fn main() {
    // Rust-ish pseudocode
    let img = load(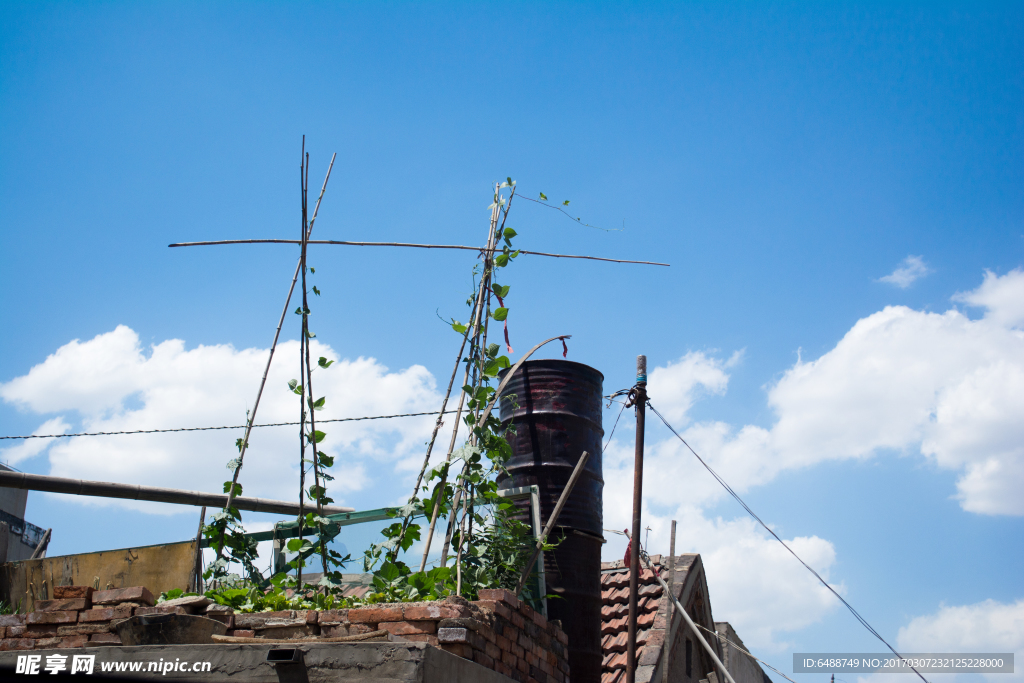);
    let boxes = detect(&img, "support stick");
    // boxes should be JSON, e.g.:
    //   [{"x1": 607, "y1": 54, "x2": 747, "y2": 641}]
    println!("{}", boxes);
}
[
  {"x1": 515, "y1": 450, "x2": 591, "y2": 596},
  {"x1": 627, "y1": 355, "x2": 648, "y2": 683},
  {"x1": 638, "y1": 550, "x2": 739, "y2": 683},
  {"x1": 191, "y1": 506, "x2": 206, "y2": 593},
  {"x1": 663, "y1": 519, "x2": 676, "y2": 683},
  {"x1": 222, "y1": 150, "x2": 336, "y2": 517}
]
